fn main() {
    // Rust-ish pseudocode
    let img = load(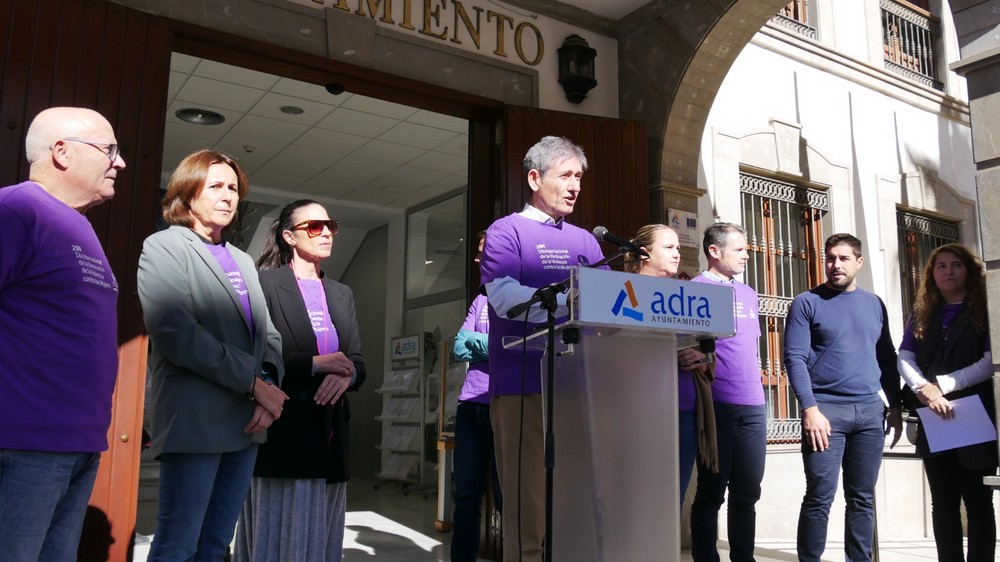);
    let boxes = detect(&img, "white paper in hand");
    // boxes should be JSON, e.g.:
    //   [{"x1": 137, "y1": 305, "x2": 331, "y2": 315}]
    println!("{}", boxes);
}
[{"x1": 916, "y1": 395, "x2": 996, "y2": 453}]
